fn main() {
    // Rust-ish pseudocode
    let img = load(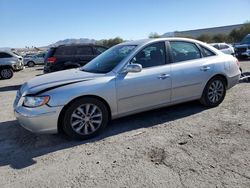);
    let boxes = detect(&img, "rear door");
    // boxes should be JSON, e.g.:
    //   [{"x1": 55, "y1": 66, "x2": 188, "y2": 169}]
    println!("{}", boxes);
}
[
  {"x1": 35, "y1": 53, "x2": 45, "y2": 64},
  {"x1": 76, "y1": 46, "x2": 95, "y2": 65},
  {"x1": 169, "y1": 41, "x2": 215, "y2": 102},
  {"x1": 54, "y1": 46, "x2": 77, "y2": 68}
]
